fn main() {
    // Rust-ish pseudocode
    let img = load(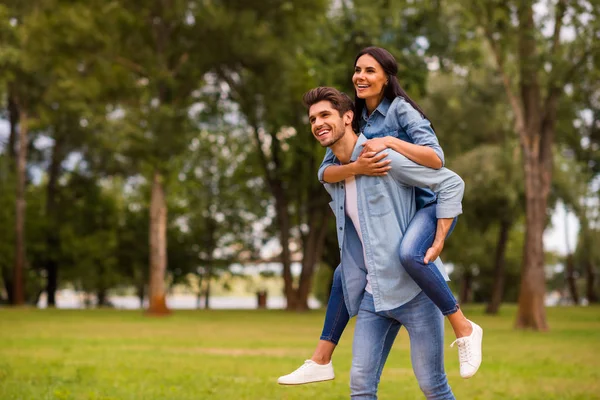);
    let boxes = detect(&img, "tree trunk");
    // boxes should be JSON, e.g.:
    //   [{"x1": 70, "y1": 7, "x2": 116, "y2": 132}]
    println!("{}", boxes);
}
[
  {"x1": 147, "y1": 170, "x2": 170, "y2": 315},
  {"x1": 97, "y1": 288, "x2": 107, "y2": 307},
  {"x1": 45, "y1": 135, "x2": 64, "y2": 307},
  {"x1": 7, "y1": 92, "x2": 18, "y2": 160},
  {"x1": 565, "y1": 254, "x2": 579, "y2": 305},
  {"x1": 486, "y1": 218, "x2": 512, "y2": 314},
  {"x1": 271, "y1": 184, "x2": 295, "y2": 310},
  {"x1": 12, "y1": 107, "x2": 28, "y2": 306},
  {"x1": 204, "y1": 265, "x2": 212, "y2": 310},
  {"x1": 197, "y1": 273, "x2": 203, "y2": 309},
  {"x1": 586, "y1": 260, "x2": 597, "y2": 304},
  {"x1": 1, "y1": 270, "x2": 13, "y2": 304},
  {"x1": 2, "y1": 89, "x2": 18, "y2": 303},
  {"x1": 515, "y1": 157, "x2": 549, "y2": 331},
  {"x1": 136, "y1": 280, "x2": 145, "y2": 309},
  {"x1": 459, "y1": 270, "x2": 473, "y2": 304},
  {"x1": 296, "y1": 209, "x2": 330, "y2": 311}
]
